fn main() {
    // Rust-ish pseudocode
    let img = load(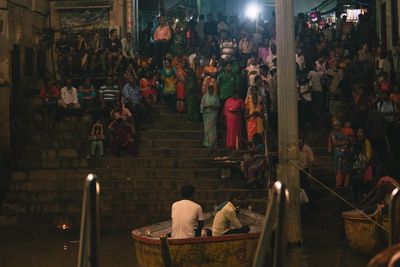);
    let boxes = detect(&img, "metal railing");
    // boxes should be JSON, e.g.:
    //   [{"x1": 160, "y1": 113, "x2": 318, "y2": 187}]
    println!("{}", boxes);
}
[
  {"x1": 390, "y1": 187, "x2": 400, "y2": 246},
  {"x1": 252, "y1": 181, "x2": 289, "y2": 267},
  {"x1": 77, "y1": 174, "x2": 100, "y2": 267}
]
